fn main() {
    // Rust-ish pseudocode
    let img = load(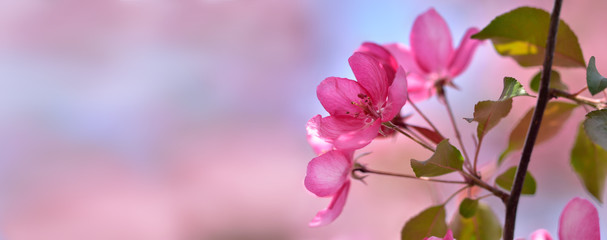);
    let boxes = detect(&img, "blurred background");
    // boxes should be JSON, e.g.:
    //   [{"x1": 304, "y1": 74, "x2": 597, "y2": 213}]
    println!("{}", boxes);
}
[{"x1": 0, "y1": 0, "x2": 605, "y2": 239}]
